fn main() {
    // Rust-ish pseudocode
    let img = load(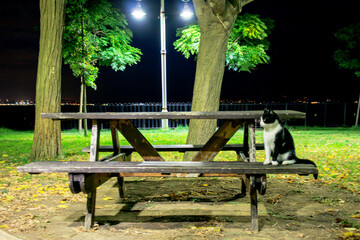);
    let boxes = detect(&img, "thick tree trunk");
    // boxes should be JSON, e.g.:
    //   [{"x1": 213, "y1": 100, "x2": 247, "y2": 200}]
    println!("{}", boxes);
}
[
  {"x1": 185, "y1": 32, "x2": 230, "y2": 160},
  {"x1": 184, "y1": 0, "x2": 248, "y2": 160},
  {"x1": 30, "y1": 0, "x2": 66, "y2": 160}
]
